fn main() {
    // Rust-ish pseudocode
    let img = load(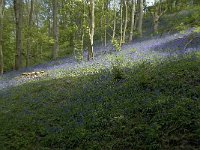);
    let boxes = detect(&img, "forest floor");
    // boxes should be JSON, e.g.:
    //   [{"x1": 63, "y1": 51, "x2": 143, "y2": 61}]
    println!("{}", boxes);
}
[
  {"x1": 0, "y1": 28, "x2": 200, "y2": 91},
  {"x1": 1, "y1": 29, "x2": 200, "y2": 149}
]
